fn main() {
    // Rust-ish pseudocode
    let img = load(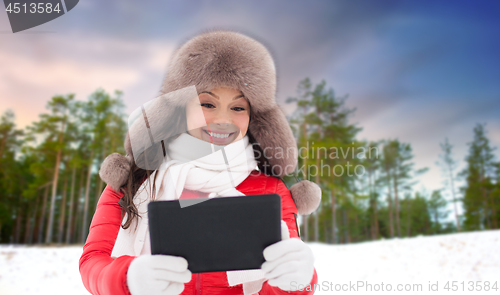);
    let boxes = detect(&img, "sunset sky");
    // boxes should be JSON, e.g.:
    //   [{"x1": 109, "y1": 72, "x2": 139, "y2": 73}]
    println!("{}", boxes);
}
[{"x1": 1, "y1": 0, "x2": 499, "y2": 203}]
